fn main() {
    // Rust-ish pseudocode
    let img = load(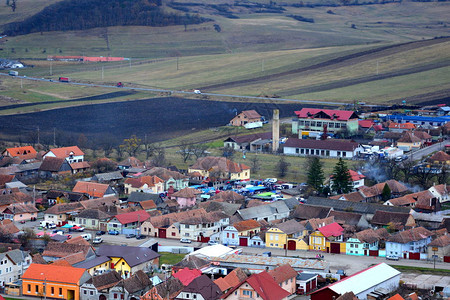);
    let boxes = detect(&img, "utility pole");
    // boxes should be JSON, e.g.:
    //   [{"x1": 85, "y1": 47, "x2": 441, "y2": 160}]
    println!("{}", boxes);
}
[
  {"x1": 50, "y1": 61, "x2": 53, "y2": 76},
  {"x1": 53, "y1": 128, "x2": 56, "y2": 147},
  {"x1": 37, "y1": 126, "x2": 40, "y2": 145},
  {"x1": 101, "y1": 66, "x2": 104, "y2": 80},
  {"x1": 376, "y1": 61, "x2": 379, "y2": 75}
]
